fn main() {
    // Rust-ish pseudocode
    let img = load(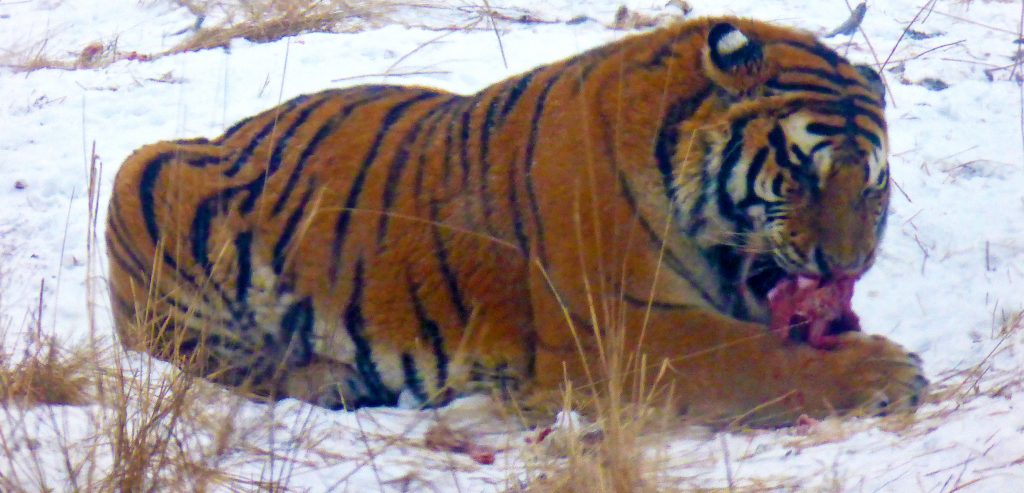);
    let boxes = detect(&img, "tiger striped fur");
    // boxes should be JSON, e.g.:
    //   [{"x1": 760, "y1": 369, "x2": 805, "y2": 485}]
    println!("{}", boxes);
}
[{"x1": 106, "y1": 17, "x2": 926, "y2": 426}]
